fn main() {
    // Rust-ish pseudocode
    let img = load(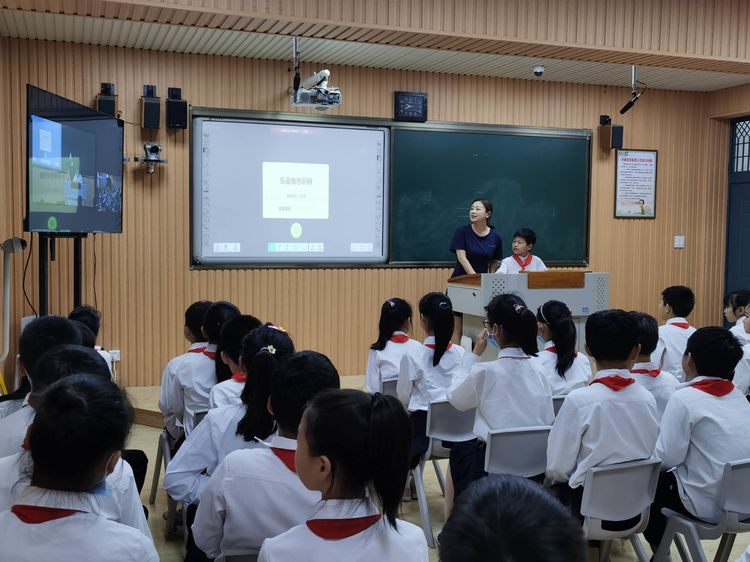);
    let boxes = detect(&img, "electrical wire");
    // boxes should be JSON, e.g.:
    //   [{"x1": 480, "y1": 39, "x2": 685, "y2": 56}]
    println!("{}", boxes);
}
[{"x1": 21, "y1": 235, "x2": 37, "y2": 317}]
